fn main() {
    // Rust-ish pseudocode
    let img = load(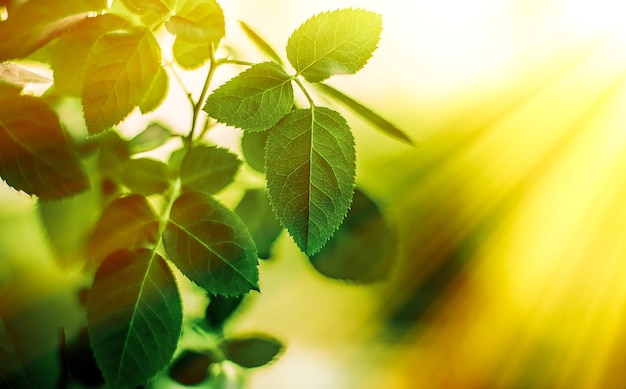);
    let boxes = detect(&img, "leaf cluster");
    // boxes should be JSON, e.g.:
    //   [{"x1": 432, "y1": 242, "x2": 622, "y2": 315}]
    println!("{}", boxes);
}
[{"x1": 0, "y1": 1, "x2": 406, "y2": 388}]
